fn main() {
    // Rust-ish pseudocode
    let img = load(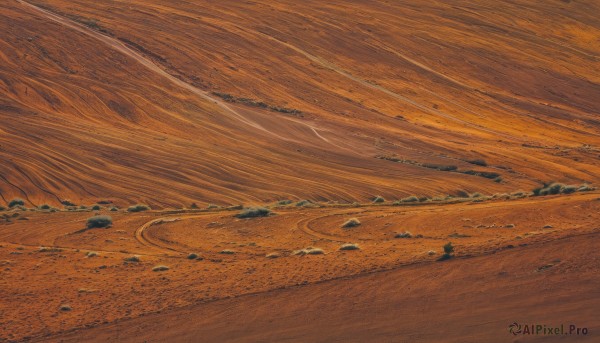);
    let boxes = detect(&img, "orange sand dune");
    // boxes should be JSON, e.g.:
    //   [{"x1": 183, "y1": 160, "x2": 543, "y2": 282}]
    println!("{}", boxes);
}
[
  {"x1": 1, "y1": 1, "x2": 600, "y2": 342},
  {"x1": 1, "y1": 0, "x2": 599, "y2": 207}
]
